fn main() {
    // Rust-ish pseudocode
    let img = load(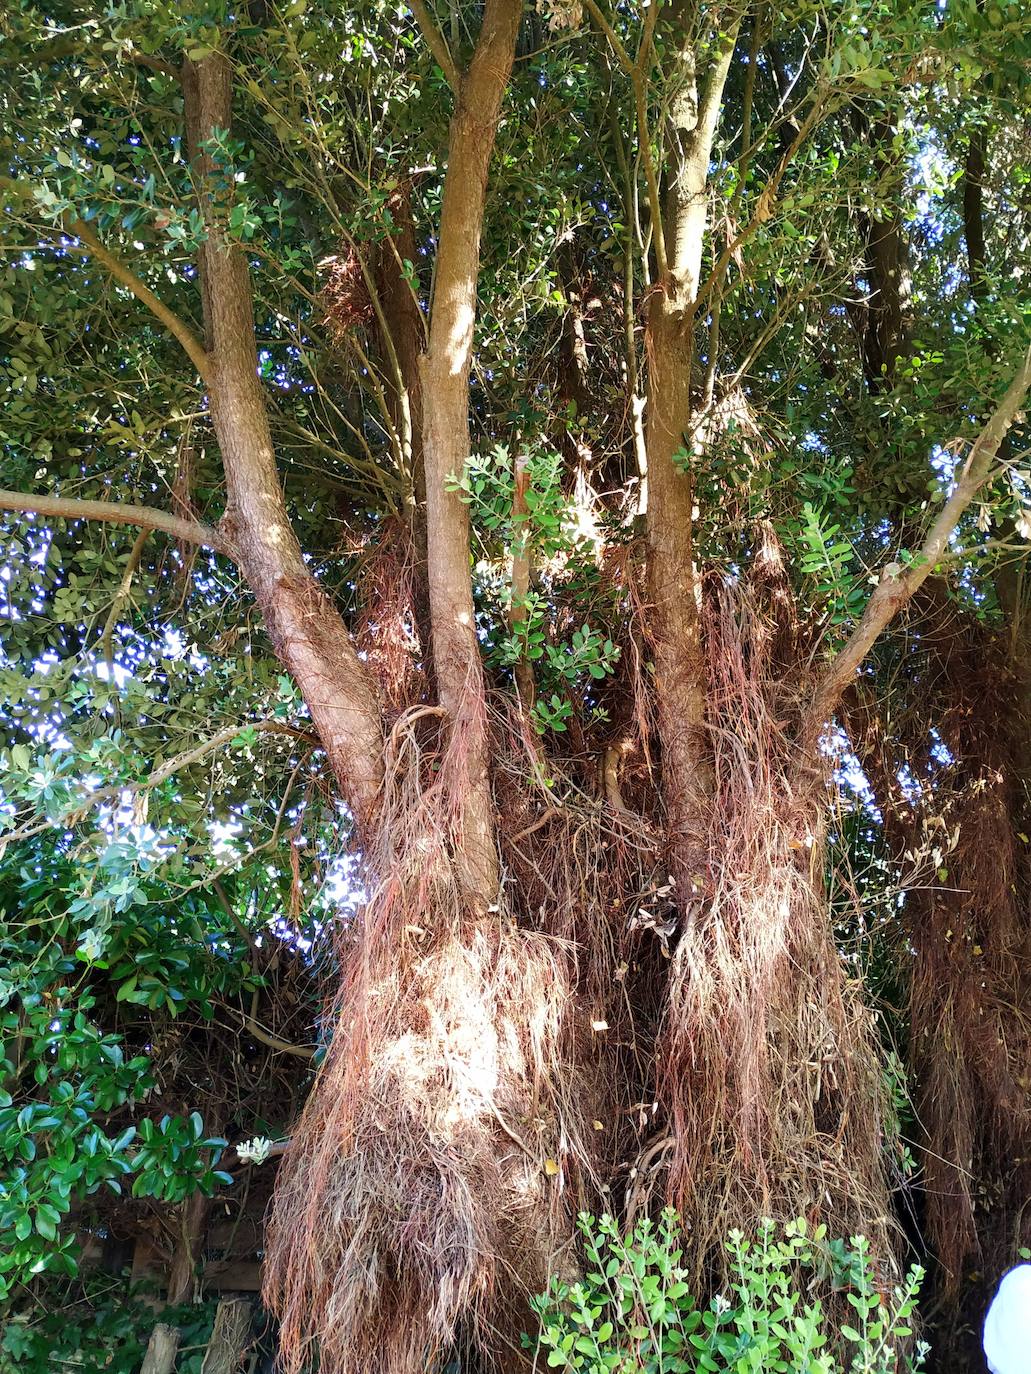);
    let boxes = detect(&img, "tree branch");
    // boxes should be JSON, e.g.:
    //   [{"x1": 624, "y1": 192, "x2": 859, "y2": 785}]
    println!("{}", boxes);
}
[
  {"x1": 410, "y1": 0, "x2": 461, "y2": 90},
  {"x1": 0, "y1": 720, "x2": 316, "y2": 852},
  {"x1": 101, "y1": 526, "x2": 150, "y2": 673},
  {"x1": 0, "y1": 488, "x2": 225, "y2": 552},
  {"x1": 126, "y1": 50, "x2": 180, "y2": 80},
  {"x1": 65, "y1": 217, "x2": 211, "y2": 383},
  {"x1": 191, "y1": 52, "x2": 386, "y2": 830},
  {"x1": 583, "y1": 0, "x2": 668, "y2": 277},
  {"x1": 238, "y1": 1007, "x2": 316, "y2": 1060},
  {"x1": 804, "y1": 343, "x2": 1031, "y2": 744},
  {"x1": 693, "y1": 92, "x2": 826, "y2": 314}
]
